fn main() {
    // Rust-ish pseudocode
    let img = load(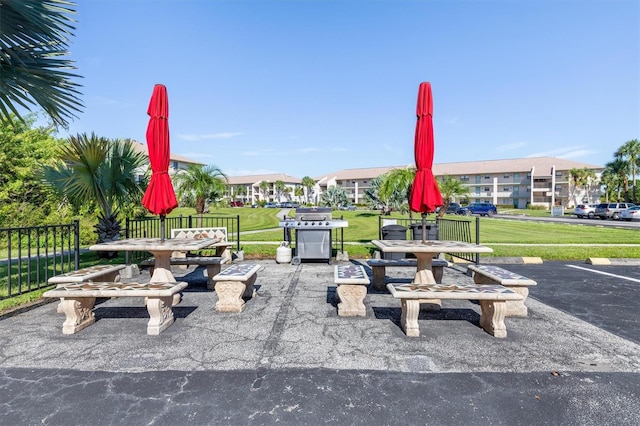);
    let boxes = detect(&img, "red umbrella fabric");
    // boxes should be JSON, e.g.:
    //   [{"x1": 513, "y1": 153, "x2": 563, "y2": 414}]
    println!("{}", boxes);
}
[
  {"x1": 409, "y1": 82, "x2": 443, "y2": 214},
  {"x1": 141, "y1": 84, "x2": 178, "y2": 217}
]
